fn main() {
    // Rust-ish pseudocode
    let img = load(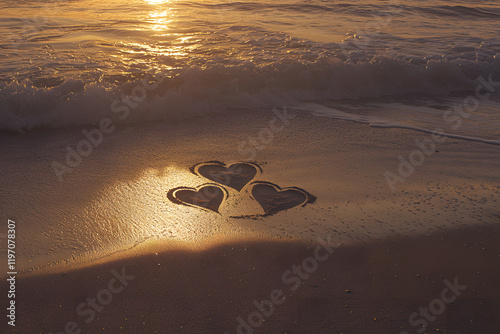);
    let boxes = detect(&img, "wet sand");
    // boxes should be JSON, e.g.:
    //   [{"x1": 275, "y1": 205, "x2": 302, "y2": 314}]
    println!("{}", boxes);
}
[{"x1": 1, "y1": 109, "x2": 500, "y2": 333}]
